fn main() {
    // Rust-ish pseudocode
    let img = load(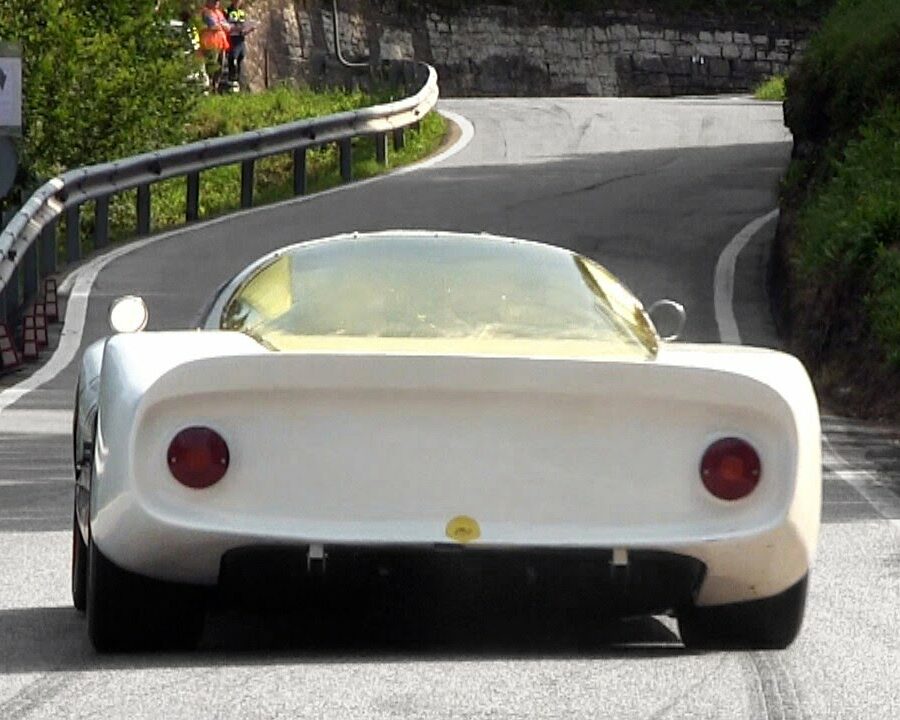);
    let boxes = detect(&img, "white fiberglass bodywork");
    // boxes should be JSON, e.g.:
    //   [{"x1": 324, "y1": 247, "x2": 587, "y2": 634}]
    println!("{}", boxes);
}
[{"x1": 86, "y1": 328, "x2": 821, "y2": 607}]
